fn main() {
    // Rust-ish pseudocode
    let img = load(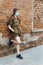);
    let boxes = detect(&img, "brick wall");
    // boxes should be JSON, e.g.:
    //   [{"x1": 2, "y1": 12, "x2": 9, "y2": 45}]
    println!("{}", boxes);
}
[
  {"x1": 34, "y1": 0, "x2": 43, "y2": 29},
  {"x1": 0, "y1": 0, "x2": 32, "y2": 37},
  {"x1": 0, "y1": 0, "x2": 43, "y2": 37}
]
